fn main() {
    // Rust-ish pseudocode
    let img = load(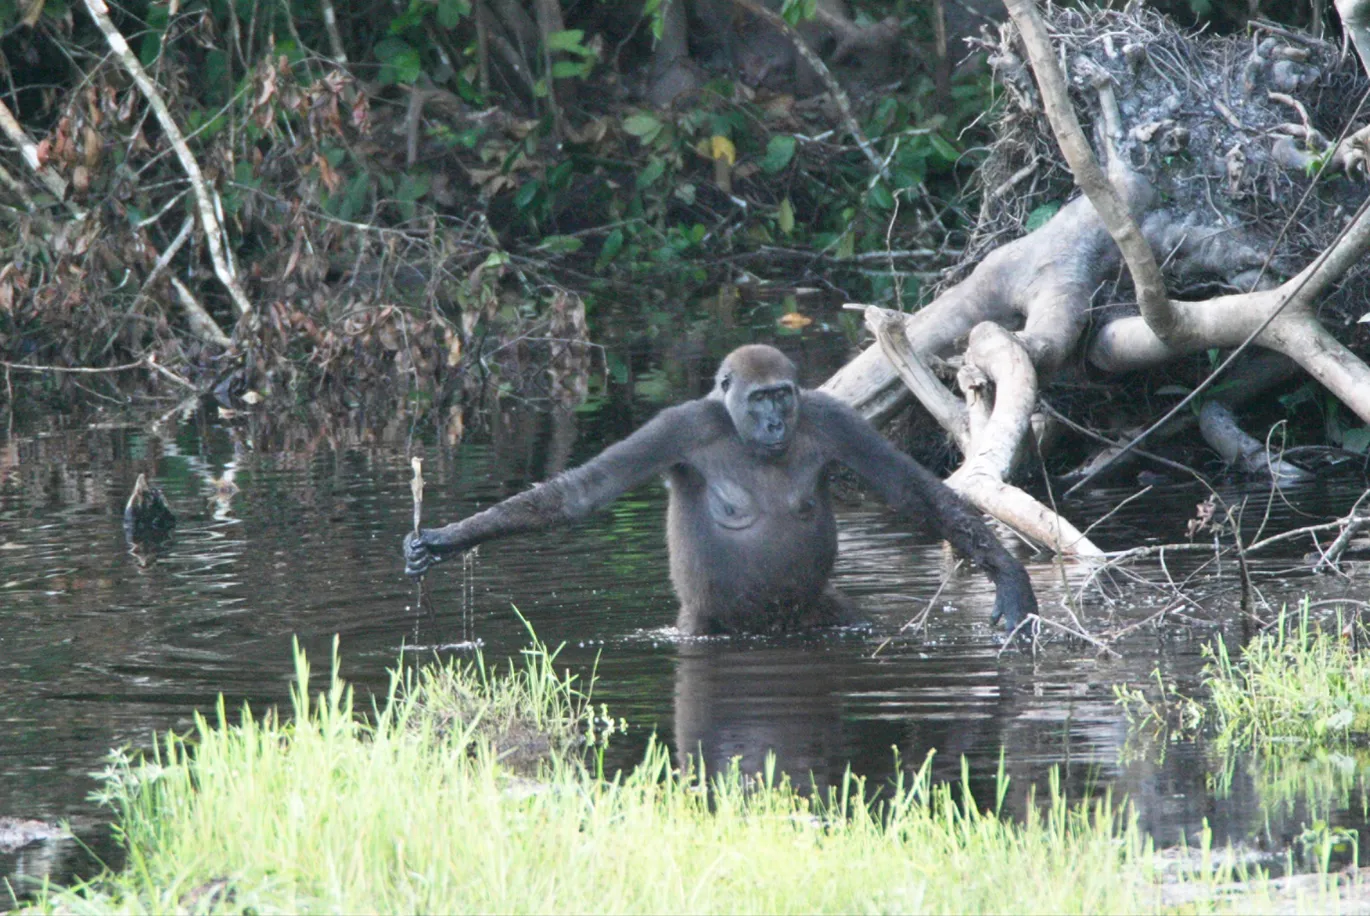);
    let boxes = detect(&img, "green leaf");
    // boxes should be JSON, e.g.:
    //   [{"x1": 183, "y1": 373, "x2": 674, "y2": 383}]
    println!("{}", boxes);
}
[
  {"x1": 928, "y1": 132, "x2": 960, "y2": 163},
  {"x1": 537, "y1": 235, "x2": 584, "y2": 253},
  {"x1": 545, "y1": 29, "x2": 589, "y2": 55},
  {"x1": 138, "y1": 1, "x2": 169, "y2": 66},
  {"x1": 547, "y1": 160, "x2": 575, "y2": 191},
  {"x1": 777, "y1": 197, "x2": 795, "y2": 235},
  {"x1": 339, "y1": 172, "x2": 371, "y2": 221},
  {"x1": 598, "y1": 228, "x2": 625, "y2": 266},
  {"x1": 867, "y1": 182, "x2": 895, "y2": 210},
  {"x1": 644, "y1": 0, "x2": 665, "y2": 40},
  {"x1": 514, "y1": 178, "x2": 542, "y2": 211},
  {"x1": 397, "y1": 172, "x2": 431, "y2": 202},
  {"x1": 375, "y1": 38, "x2": 422, "y2": 85},
  {"x1": 388, "y1": 0, "x2": 426, "y2": 33},
  {"x1": 1024, "y1": 202, "x2": 1060, "y2": 231},
  {"x1": 760, "y1": 135, "x2": 797, "y2": 174},
  {"x1": 622, "y1": 113, "x2": 664, "y2": 140},
  {"x1": 204, "y1": 50, "x2": 232, "y2": 104},
  {"x1": 552, "y1": 61, "x2": 591, "y2": 79},
  {"x1": 780, "y1": 0, "x2": 817, "y2": 27},
  {"x1": 374, "y1": 36, "x2": 410, "y2": 61},
  {"x1": 437, "y1": 0, "x2": 471, "y2": 28},
  {"x1": 636, "y1": 157, "x2": 666, "y2": 189}
]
